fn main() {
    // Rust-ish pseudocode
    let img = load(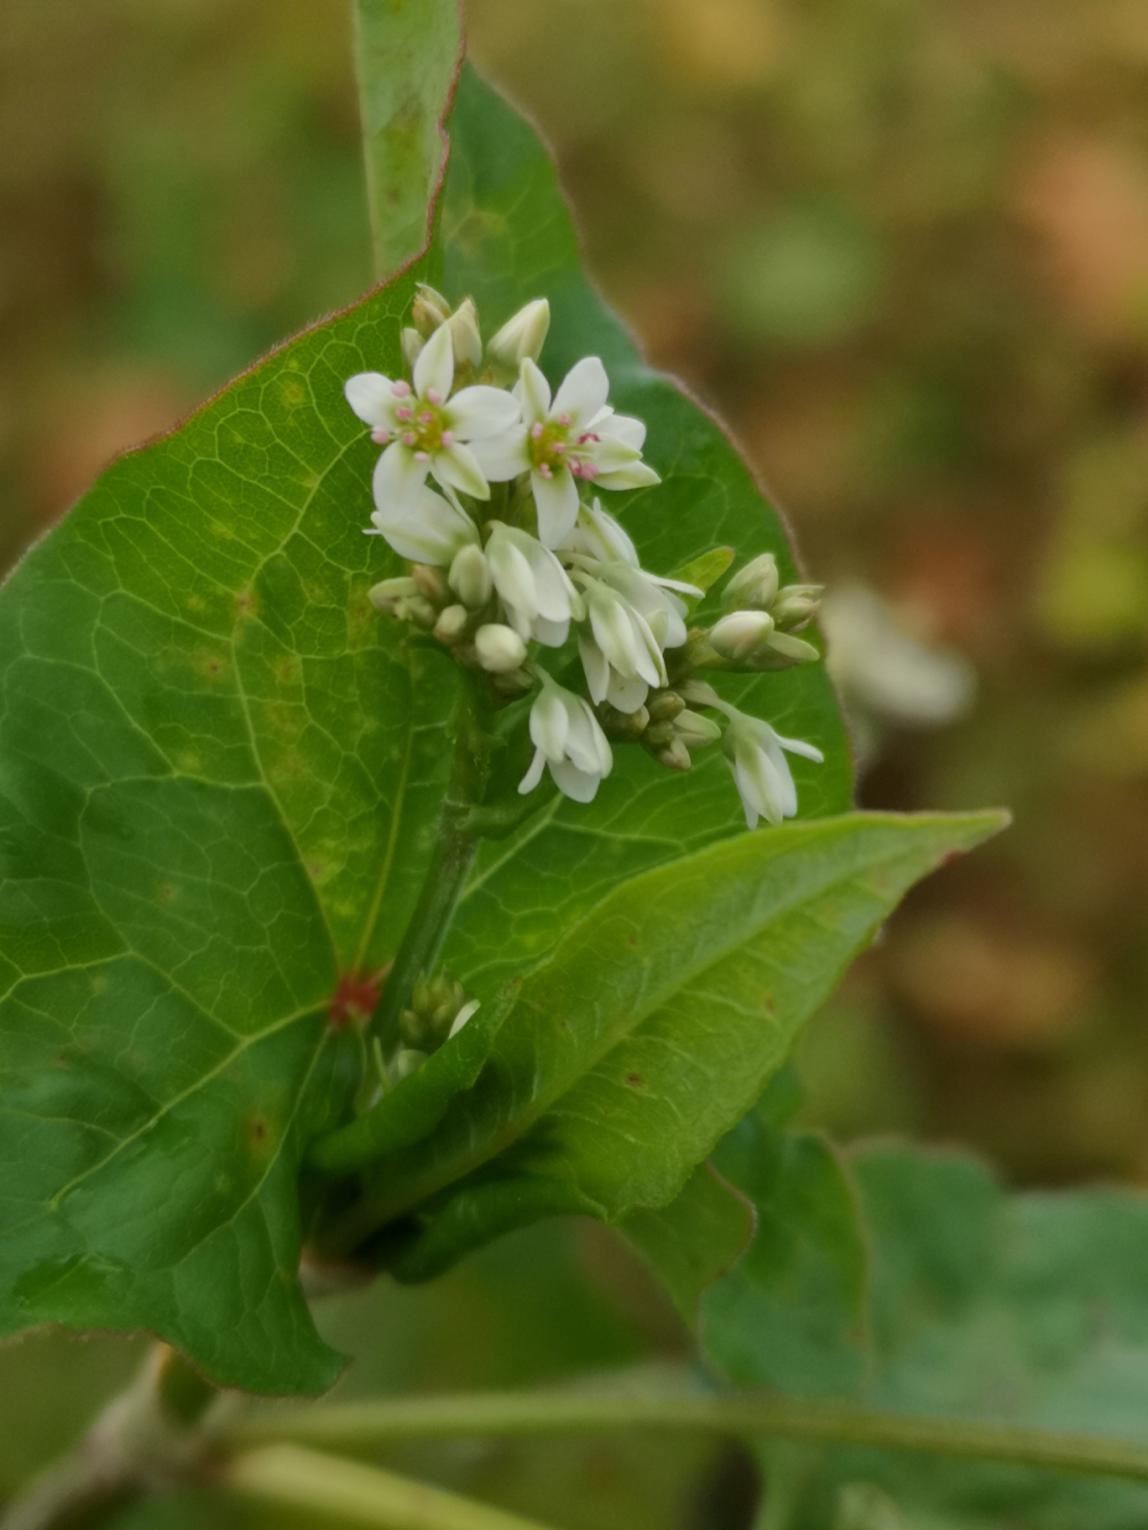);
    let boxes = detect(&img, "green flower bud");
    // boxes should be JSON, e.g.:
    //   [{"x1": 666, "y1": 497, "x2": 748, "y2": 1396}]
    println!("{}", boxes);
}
[
  {"x1": 446, "y1": 297, "x2": 482, "y2": 370},
  {"x1": 449, "y1": 544, "x2": 493, "y2": 608},
  {"x1": 475, "y1": 623, "x2": 528, "y2": 674},
  {"x1": 434, "y1": 604, "x2": 469, "y2": 644},
  {"x1": 401, "y1": 326, "x2": 424, "y2": 370},
  {"x1": 771, "y1": 583, "x2": 824, "y2": 632},
  {"x1": 710, "y1": 609, "x2": 775, "y2": 660},
  {"x1": 411, "y1": 283, "x2": 451, "y2": 336},
  {"x1": 646, "y1": 689, "x2": 686, "y2": 723},
  {"x1": 723, "y1": 552, "x2": 780, "y2": 613}
]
